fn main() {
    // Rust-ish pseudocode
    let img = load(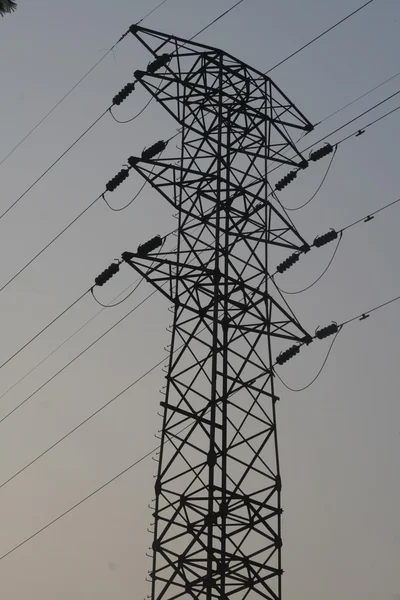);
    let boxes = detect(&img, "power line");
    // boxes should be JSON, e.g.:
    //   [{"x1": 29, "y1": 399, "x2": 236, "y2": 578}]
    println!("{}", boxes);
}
[
  {"x1": 1, "y1": 283, "x2": 400, "y2": 561},
  {"x1": 0, "y1": 287, "x2": 158, "y2": 427},
  {"x1": 274, "y1": 328, "x2": 342, "y2": 392},
  {"x1": 316, "y1": 68, "x2": 400, "y2": 126},
  {"x1": 136, "y1": 0, "x2": 171, "y2": 24},
  {"x1": 0, "y1": 394, "x2": 205, "y2": 564},
  {"x1": 0, "y1": 445, "x2": 157, "y2": 564},
  {"x1": 189, "y1": 0, "x2": 245, "y2": 41},
  {"x1": 268, "y1": 89, "x2": 400, "y2": 179},
  {"x1": 0, "y1": 110, "x2": 109, "y2": 223},
  {"x1": 336, "y1": 102, "x2": 400, "y2": 146},
  {"x1": 276, "y1": 232, "x2": 343, "y2": 295},
  {"x1": 0, "y1": 5, "x2": 247, "y2": 295},
  {"x1": 0, "y1": 352, "x2": 166, "y2": 494},
  {"x1": 265, "y1": 0, "x2": 375, "y2": 74},
  {"x1": 0, "y1": 0, "x2": 171, "y2": 169},
  {"x1": 0, "y1": 289, "x2": 90, "y2": 373},
  {"x1": 0, "y1": 195, "x2": 101, "y2": 295},
  {"x1": 340, "y1": 293, "x2": 400, "y2": 326},
  {"x1": 0, "y1": 0, "x2": 246, "y2": 225},
  {"x1": 0, "y1": 273, "x2": 153, "y2": 408},
  {"x1": 340, "y1": 196, "x2": 400, "y2": 233},
  {"x1": 302, "y1": 87, "x2": 400, "y2": 152},
  {"x1": 283, "y1": 145, "x2": 338, "y2": 211},
  {"x1": 0, "y1": 228, "x2": 180, "y2": 424}
]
